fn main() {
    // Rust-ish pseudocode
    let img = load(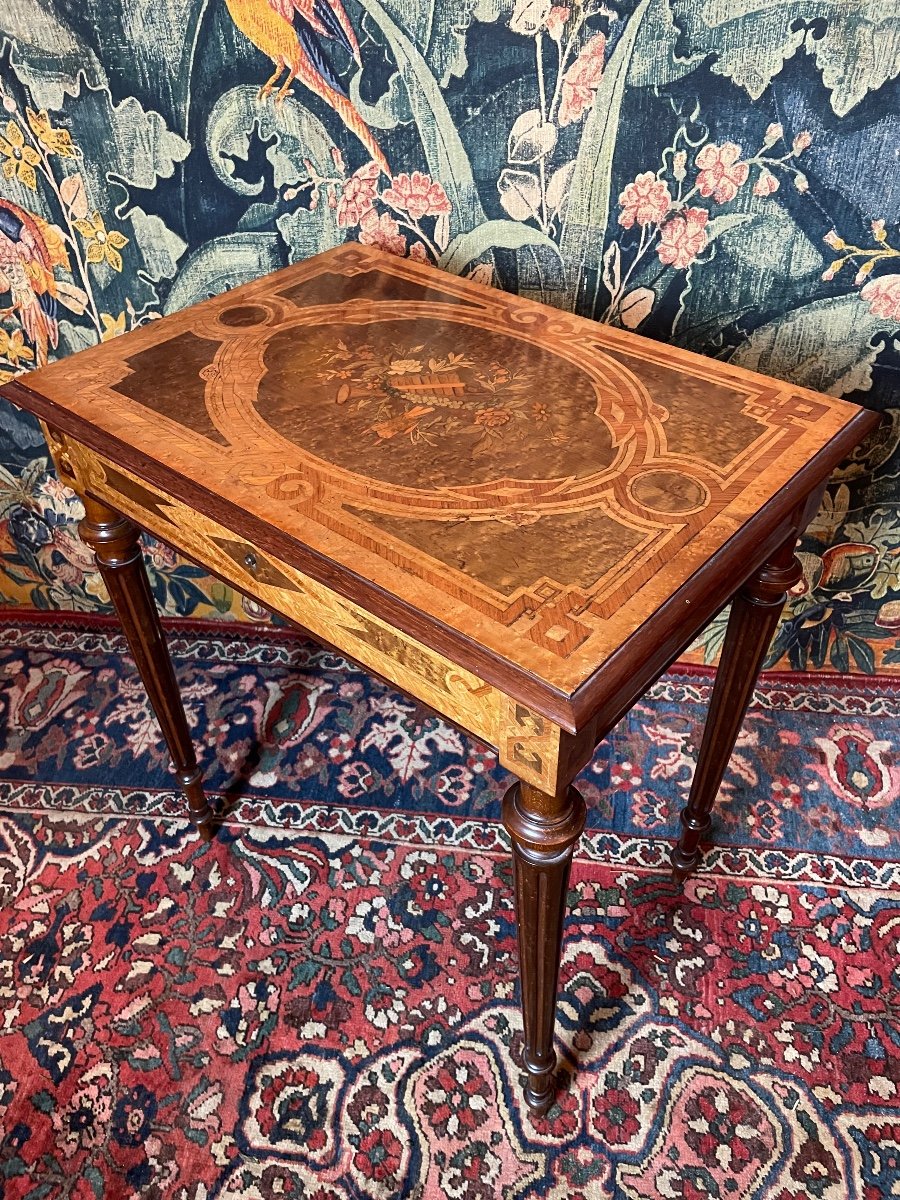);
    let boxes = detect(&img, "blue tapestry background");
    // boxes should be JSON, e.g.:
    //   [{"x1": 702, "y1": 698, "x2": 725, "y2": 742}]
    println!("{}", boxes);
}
[{"x1": 0, "y1": 1, "x2": 898, "y2": 672}]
